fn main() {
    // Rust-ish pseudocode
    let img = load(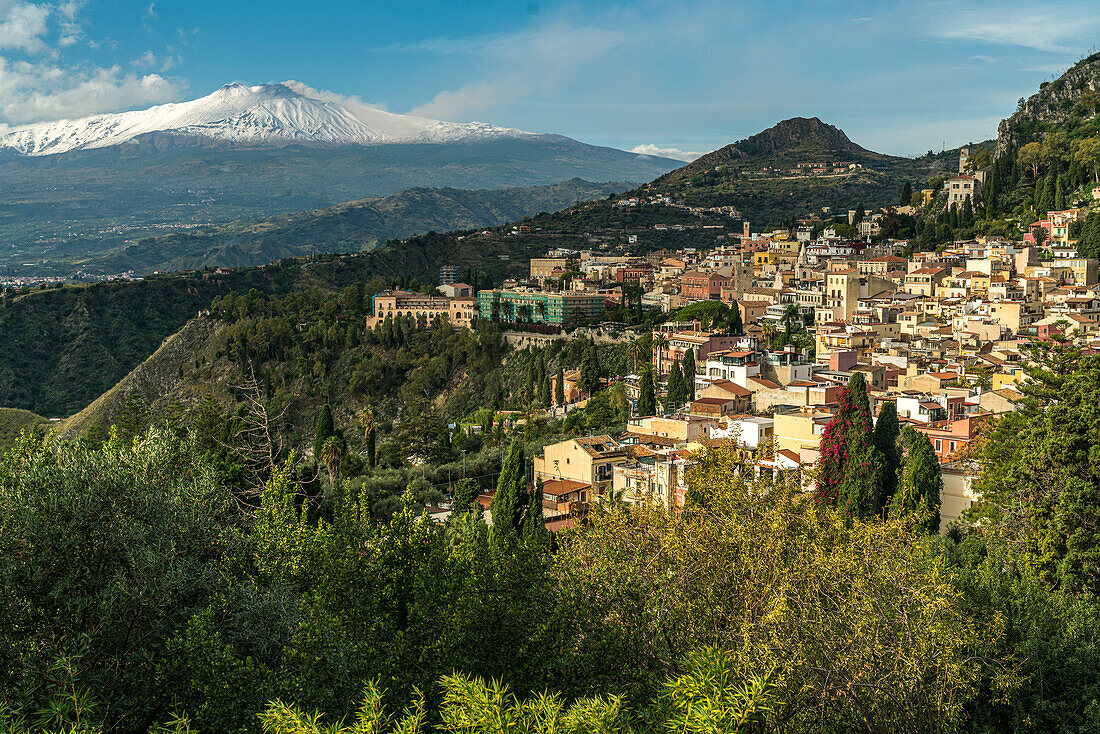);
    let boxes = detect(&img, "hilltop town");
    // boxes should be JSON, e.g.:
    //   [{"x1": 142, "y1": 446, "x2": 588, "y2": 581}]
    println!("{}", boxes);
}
[{"x1": 363, "y1": 146, "x2": 1100, "y2": 532}]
